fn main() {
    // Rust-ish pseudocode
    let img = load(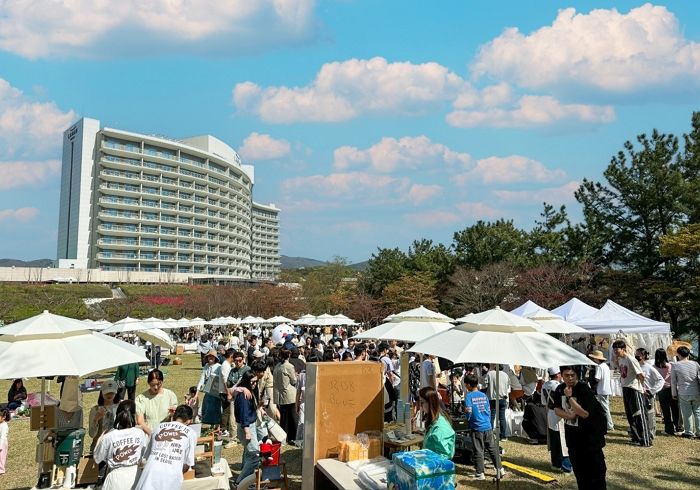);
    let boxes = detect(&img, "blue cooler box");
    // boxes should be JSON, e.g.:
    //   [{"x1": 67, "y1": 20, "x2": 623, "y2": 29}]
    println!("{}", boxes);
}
[{"x1": 387, "y1": 449, "x2": 456, "y2": 490}]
